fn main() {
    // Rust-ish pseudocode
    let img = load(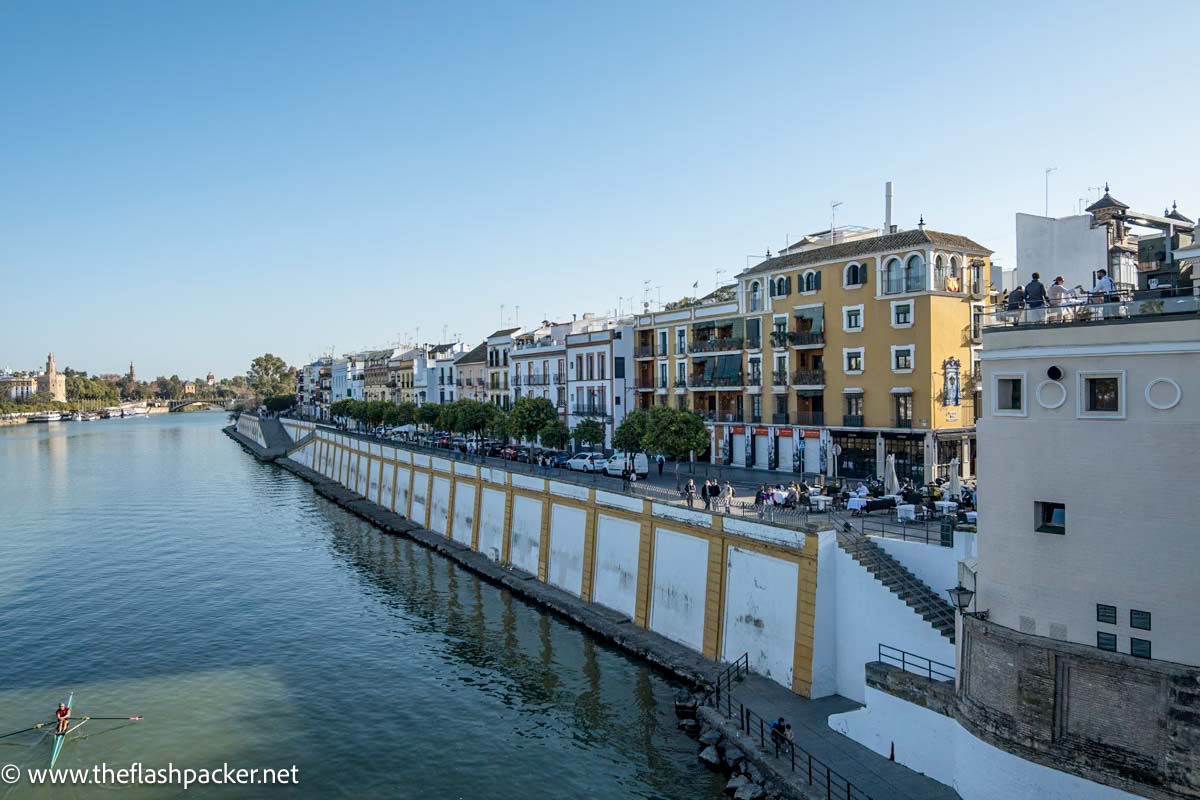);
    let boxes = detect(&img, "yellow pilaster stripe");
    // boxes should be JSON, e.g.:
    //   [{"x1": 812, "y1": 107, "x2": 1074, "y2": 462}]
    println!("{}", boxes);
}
[
  {"x1": 580, "y1": 506, "x2": 597, "y2": 603},
  {"x1": 634, "y1": 513, "x2": 654, "y2": 628},
  {"x1": 701, "y1": 517, "x2": 727, "y2": 661},
  {"x1": 791, "y1": 535, "x2": 819, "y2": 697},
  {"x1": 471, "y1": 479, "x2": 483, "y2": 551}
]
